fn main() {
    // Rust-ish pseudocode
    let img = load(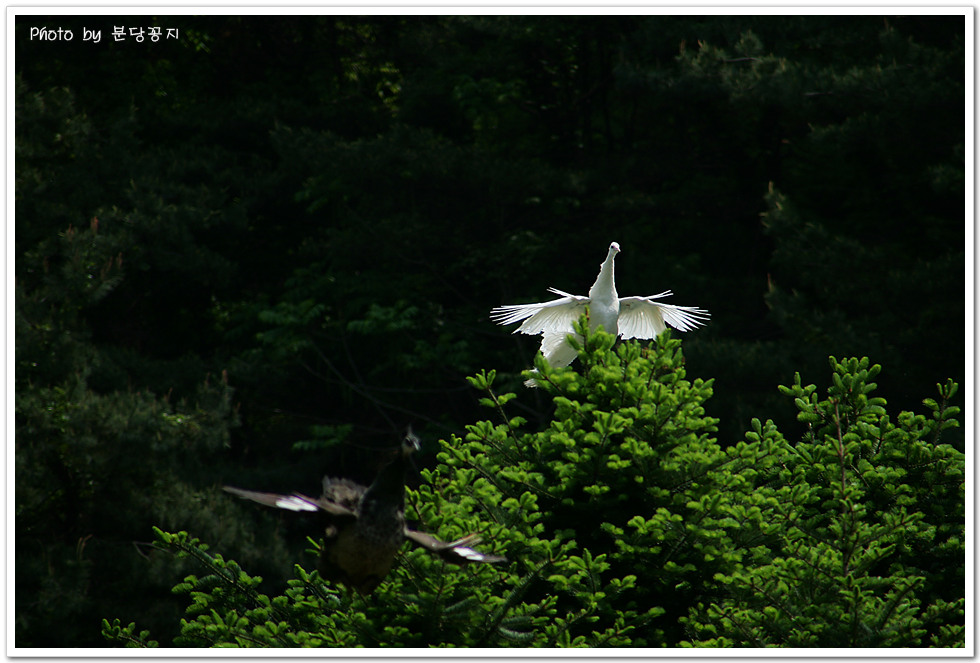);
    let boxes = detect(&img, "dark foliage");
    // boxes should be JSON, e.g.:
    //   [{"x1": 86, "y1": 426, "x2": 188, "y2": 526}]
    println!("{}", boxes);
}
[{"x1": 15, "y1": 14, "x2": 964, "y2": 647}]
